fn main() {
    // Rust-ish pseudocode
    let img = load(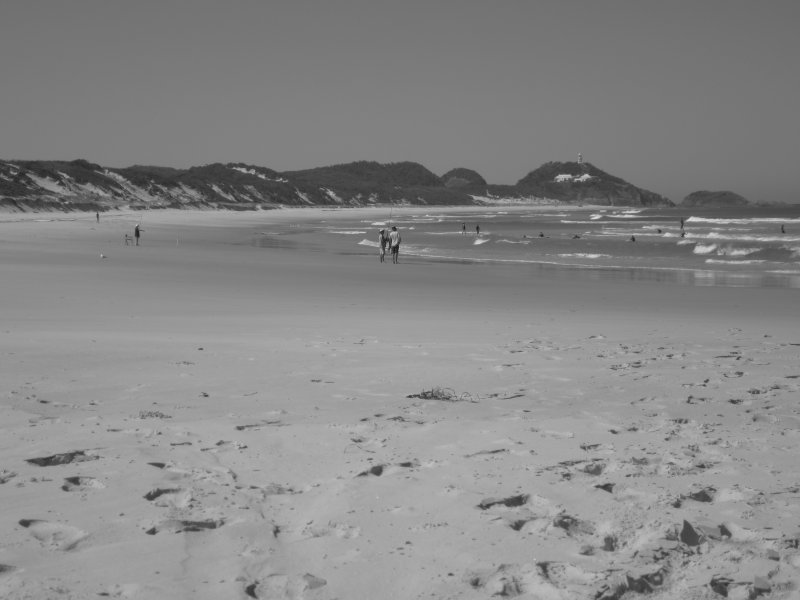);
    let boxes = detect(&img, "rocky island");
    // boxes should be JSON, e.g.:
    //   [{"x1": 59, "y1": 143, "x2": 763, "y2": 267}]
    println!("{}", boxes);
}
[{"x1": 681, "y1": 190, "x2": 750, "y2": 207}]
